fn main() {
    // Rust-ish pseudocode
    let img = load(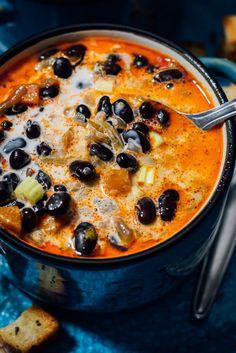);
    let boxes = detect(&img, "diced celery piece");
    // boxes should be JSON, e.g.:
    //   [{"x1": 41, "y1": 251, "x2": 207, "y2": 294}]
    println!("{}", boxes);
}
[
  {"x1": 150, "y1": 131, "x2": 164, "y2": 147},
  {"x1": 94, "y1": 79, "x2": 114, "y2": 93},
  {"x1": 145, "y1": 168, "x2": 155, "y2": 185},
  {"x1": 15, "y1": 177, "x2": 44, "y2": 204},
  {"x1": 137, "y1": 166, "x2": 147, "y2": 184}
]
